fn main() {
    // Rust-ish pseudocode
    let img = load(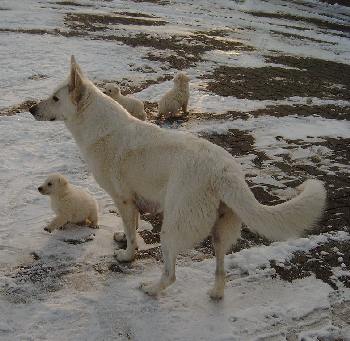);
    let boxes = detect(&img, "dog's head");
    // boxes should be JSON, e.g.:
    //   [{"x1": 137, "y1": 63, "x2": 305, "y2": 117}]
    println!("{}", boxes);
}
[
  {"x1": 104, "y1": 83, "x2": 120, "y2": 98},
  {"x1": 173, "y1": 72, "x2": 190, "y2": 87},
  {"x1": 29, "y1": 56, "x2": 90, "y2": 122},
  {"x1": 38, "y1": 173, "x2": 68, "y2": 196}
]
